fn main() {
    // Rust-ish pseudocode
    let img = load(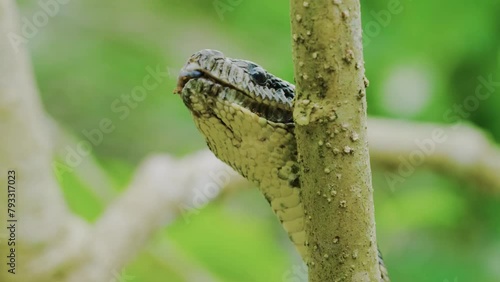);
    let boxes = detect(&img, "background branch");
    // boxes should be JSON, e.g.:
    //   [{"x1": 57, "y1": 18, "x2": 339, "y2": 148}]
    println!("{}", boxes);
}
[
  {"x1": 368, "y1": 118, "x2": 500, "y2": 192},
  {"x1": 0, "y1": 1, "x2": 88, "y2": 281},
  {"x1": 66, "y1": 152, "x2": 243, "y2": 282}
]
